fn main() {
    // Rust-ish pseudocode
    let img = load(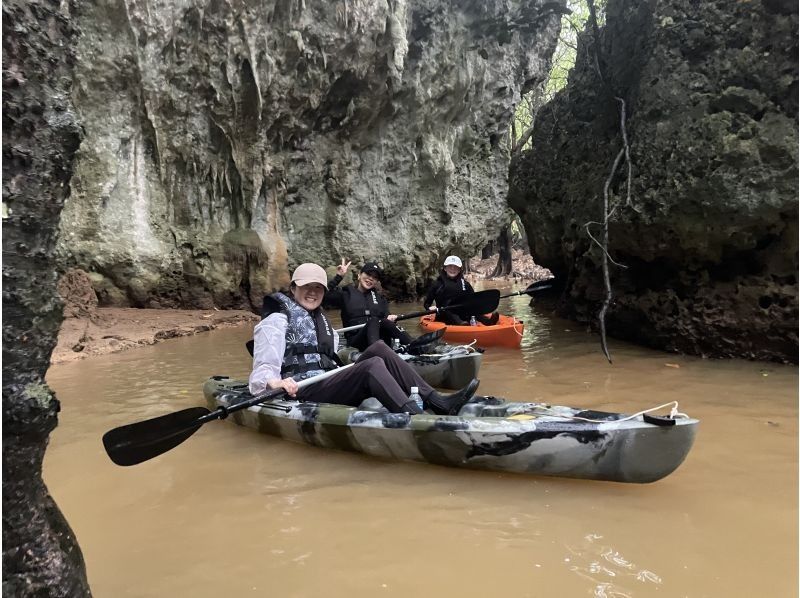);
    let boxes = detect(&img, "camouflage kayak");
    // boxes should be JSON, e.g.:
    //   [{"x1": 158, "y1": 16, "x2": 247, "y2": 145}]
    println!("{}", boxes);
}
[
  {"x1": 336, "y1": 344, "x2": 482, "y2": 390},
  {"x1": 203, "y1": 377, "x2": 698, "y2": 483}
]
